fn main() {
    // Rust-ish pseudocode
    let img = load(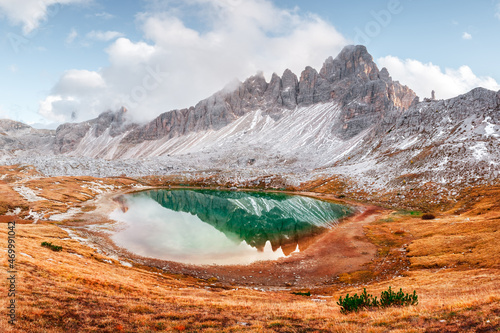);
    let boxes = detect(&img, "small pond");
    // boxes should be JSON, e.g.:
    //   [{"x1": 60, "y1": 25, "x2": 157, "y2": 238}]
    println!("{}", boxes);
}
[{"x1": 110, "y1": 189, "x2": 352, "y2": 265}]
